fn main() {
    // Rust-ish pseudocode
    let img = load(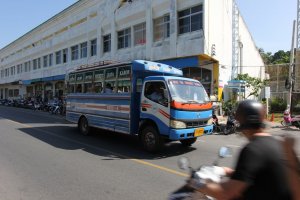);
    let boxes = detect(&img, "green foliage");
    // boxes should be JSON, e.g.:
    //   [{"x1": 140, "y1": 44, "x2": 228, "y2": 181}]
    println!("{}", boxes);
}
[
  {"x1": 222, "y1": 100, "x2": 237, "y2": 115},
  {"x1": 272, "y1": 50, "x2": 290, "y2": 64},
  {"x1": 259, "y1": 48, "x2": 273, "y2": 64},
  {"x1": 235, "y1": 73, "x2": 268, "y2": 98},
  {"x1": 270, "y1": 97, "x2": 287, "y2": 113},
  {"x1": 259, "y1": 48, "x2": 290, "y2": 65}
]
